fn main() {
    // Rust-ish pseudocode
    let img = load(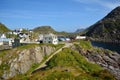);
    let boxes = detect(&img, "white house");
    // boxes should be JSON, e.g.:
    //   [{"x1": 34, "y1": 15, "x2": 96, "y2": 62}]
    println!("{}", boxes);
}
[
  {"x1": 39, "y1": 34, "x2": 44, "y2": 41},
  {"x1": 1, "y1": 34, "x2": 6, "y2": 38},
  {"x1": 43, "y1": 33, "x2": 58, "y2": 45},
  {"x1": 65, "y1": 38, "x2": 71, "y2": 42},
  {"x1": 19, "y1": 33, "x2": 29, "y2": 38},
  {"x1": 12, "y1": 28, "x2": 24, "y2": 35},
  {"x1": 76, "y1": 36, "x2": 86, "y2": 40},
  {"x1": 0, "y1": 34, "x2": 13, "y2": 46}
]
